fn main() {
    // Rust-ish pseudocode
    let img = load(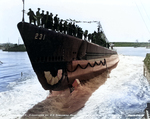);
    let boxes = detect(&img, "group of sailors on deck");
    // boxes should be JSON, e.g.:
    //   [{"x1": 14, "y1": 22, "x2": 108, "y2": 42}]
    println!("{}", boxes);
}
[
  {"x1": 27, "y1": 8, "x2": 108, "y2": 47},
  {"x1": 27, "y1": 8, "x2": 84, "y2": 39}
]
